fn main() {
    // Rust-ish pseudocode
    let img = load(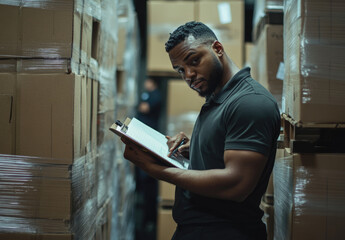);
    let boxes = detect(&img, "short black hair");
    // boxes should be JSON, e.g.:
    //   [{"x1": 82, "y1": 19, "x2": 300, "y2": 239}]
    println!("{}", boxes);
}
[{"x1": 165, "y1": 21, "x2": 218, "y2": 52}]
